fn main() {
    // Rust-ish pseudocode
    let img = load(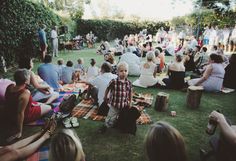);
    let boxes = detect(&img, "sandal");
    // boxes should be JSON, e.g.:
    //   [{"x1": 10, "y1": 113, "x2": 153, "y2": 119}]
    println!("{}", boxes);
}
[
  {"x1": 62, "y1": 117, "x2": 79, "y2": 128},
  {"x1": 70, "y1": 117, "x2": 79, "y2": 128},
  {"x1": 63, "y1": 117, "x2": 72, "y2": 128}
]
